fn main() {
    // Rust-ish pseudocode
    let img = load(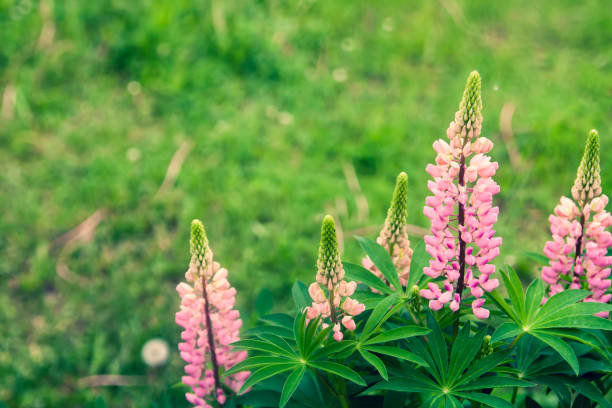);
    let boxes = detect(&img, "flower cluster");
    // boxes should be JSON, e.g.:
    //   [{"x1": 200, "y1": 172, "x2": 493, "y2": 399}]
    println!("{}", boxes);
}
[
  {"x1": 542, "y1": 130, "x2": 612, "y2": 317},
  {"x1": 363, "y1": 172, "x2": 414, "y2": 288},
  {"x1": 176, "y1": 220, "x2": 249, "y2": 407},
  {"x1": 421, "y1": 71, "x2": 501, "y2": 319},
  {"x1": 306, "y1": 215, "x2": 365, "y2": 341}
]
